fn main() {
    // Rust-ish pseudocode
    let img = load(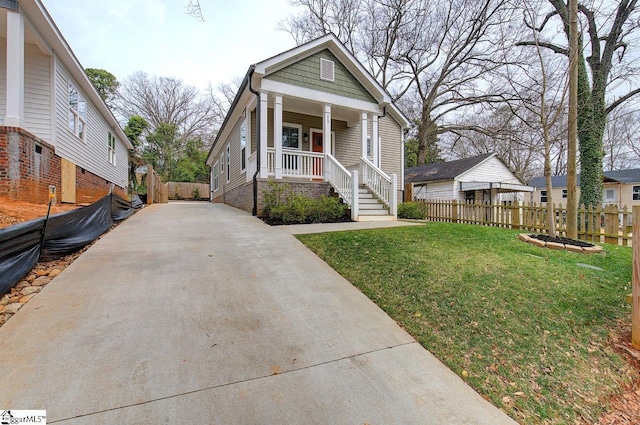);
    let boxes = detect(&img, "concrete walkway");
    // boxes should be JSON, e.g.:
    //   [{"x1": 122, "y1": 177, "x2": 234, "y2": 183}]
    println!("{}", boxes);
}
[{"x1": 0, "y1": 203, "x2": 516, "y2": 424}]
